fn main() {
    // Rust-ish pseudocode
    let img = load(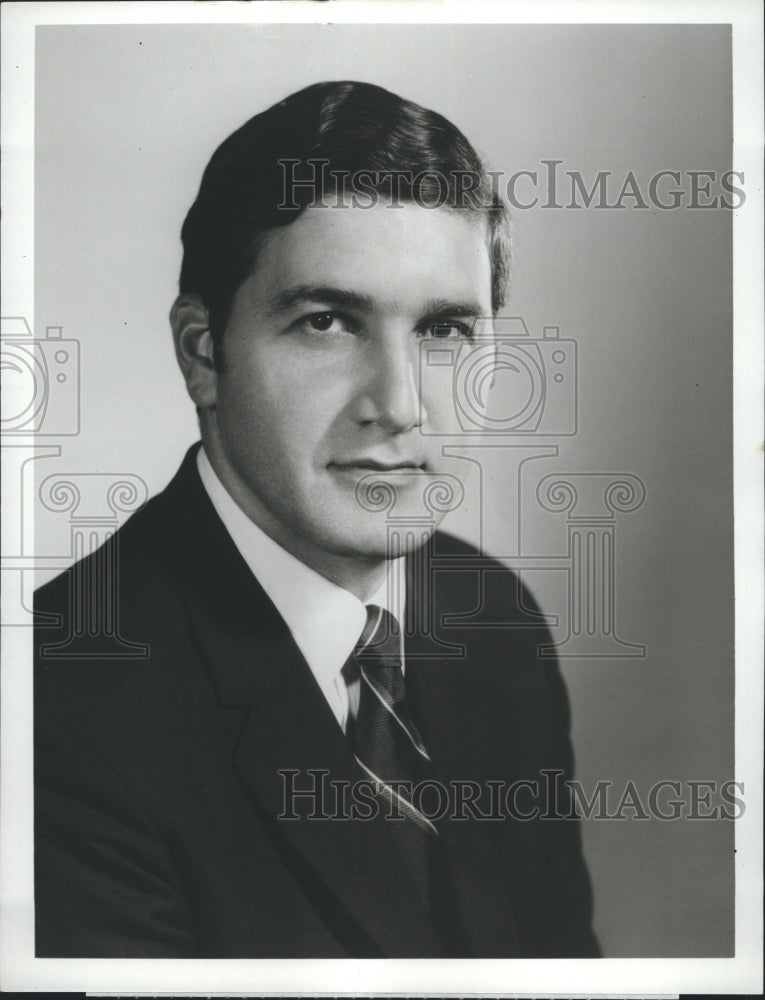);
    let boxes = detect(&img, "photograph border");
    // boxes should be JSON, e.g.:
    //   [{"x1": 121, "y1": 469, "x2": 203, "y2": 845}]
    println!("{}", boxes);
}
[{"x1": 1, "y1": 0, "x2": 762, "y2": 994}]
